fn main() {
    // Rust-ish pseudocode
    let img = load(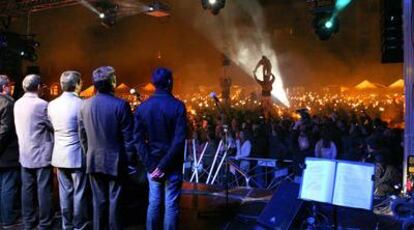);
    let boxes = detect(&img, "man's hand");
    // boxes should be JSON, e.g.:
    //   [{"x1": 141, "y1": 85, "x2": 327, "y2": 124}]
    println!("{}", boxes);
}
[{"x1": 150, "y1": 168, "x2": 165, "y2": 180}]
